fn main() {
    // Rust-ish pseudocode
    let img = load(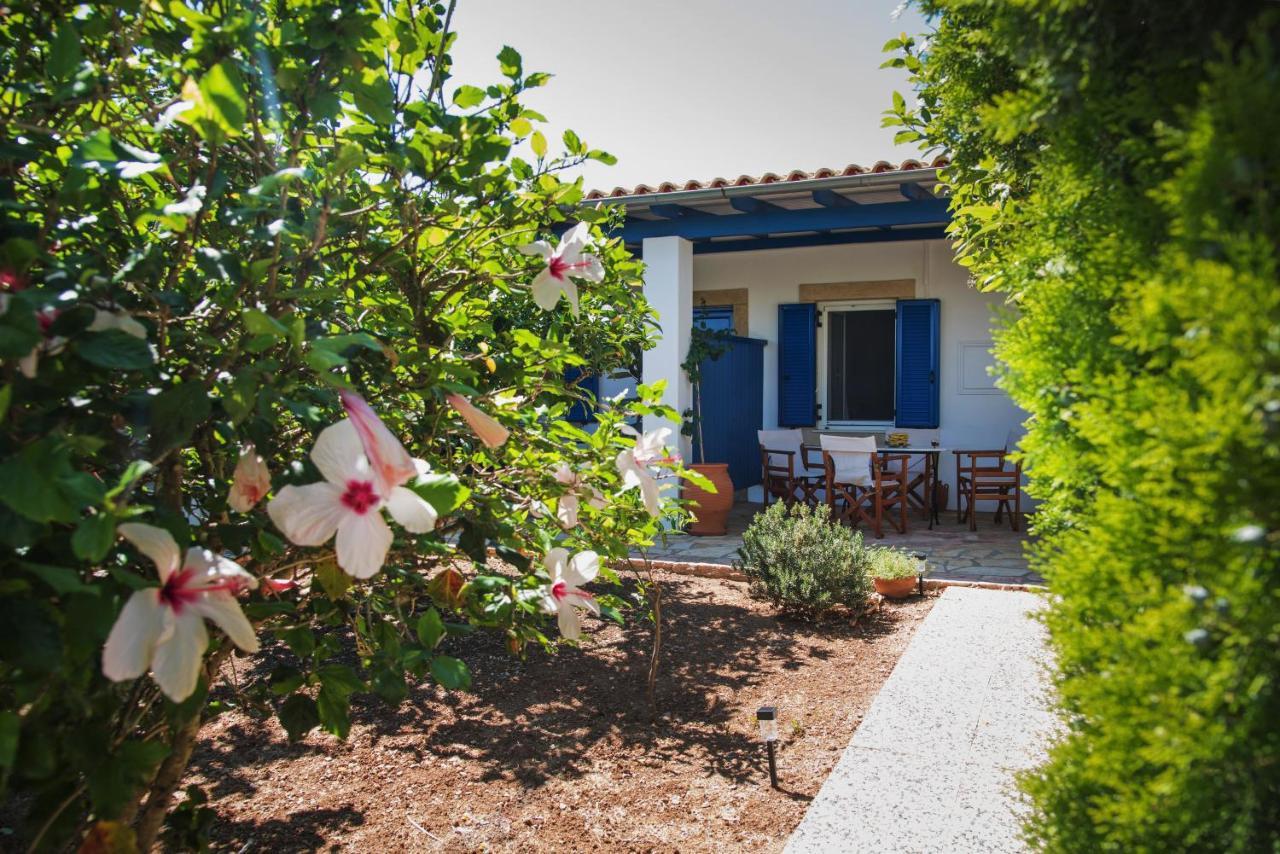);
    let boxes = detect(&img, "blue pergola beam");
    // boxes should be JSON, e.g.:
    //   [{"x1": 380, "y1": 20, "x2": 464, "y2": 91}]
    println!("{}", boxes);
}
[
  {"x1": 618, "y1": 198, "x2": 950, "y2": 242},
  {"x1": 691, "y1": 226, "x2": 950, "y2": 255},
  {"x1": 649, "y1": 203, "x2": 710, "y2": 219},
  {"x1": 811, "y1": 189, "x2": 858, "y2": 208},
  {"x1": 728, "y1": 196, "x2": 786, "y2": 214},
  {"x1": 899, "y1": 182, "x2": 935, "y2": 201}
]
